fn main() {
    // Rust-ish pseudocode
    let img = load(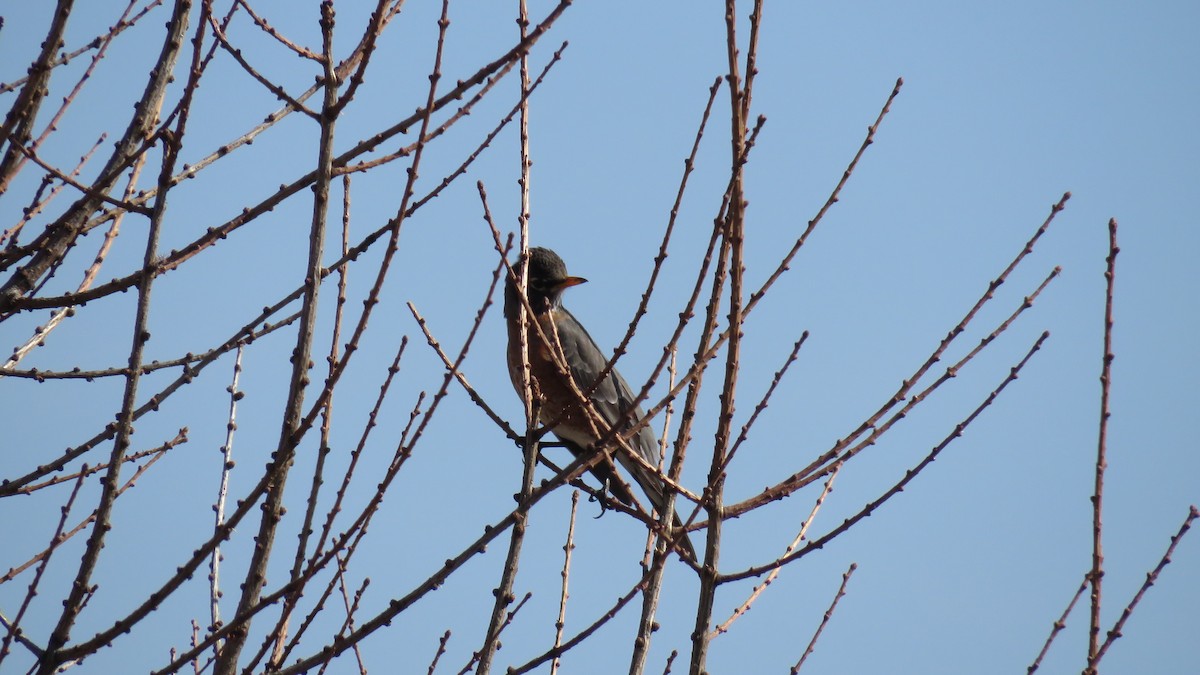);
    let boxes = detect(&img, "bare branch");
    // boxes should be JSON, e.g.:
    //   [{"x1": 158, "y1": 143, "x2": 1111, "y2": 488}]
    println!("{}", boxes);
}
[
  {"x1": 550, "y1": 491, "x2": 579, "y2": 675},
  {"x1": 1085, "y1": 218, "x2": 1118, "y2": 673},
  {"x1": 1028, "y1": 574, "x2": 1089, "y2": 674},
  {"x1": 1086, "y1": 506, "x2": 1198, "y2": 671},
  {"x1": 722, "y1": 331, "x2": 1051, "y2": 583},
  {"x1": 791, "y1": 563, "x2": 857, "y2": 673},
  {"x1": 0, "y1": 469, "x2": 86, "y2": 666}
]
